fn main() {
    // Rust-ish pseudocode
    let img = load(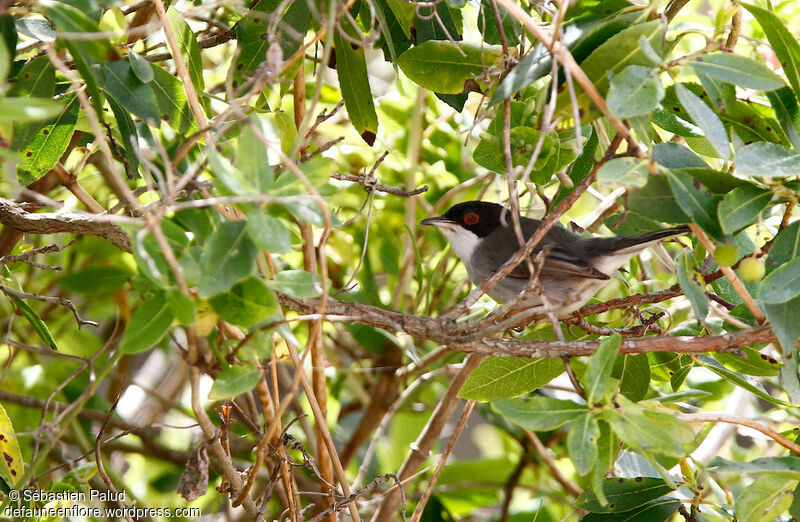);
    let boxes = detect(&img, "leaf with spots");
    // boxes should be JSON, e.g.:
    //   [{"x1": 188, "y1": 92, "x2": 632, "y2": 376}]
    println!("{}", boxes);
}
[
  {"x1": 18, "y1": 94, "x2": 79, "y2": 185},
  {"x1": 568, "y1": 412, "x2": 599, "y2": 476},
  {"x1": 696, "y1": 354, "x2": 792, "y2": 407},
  {"x1": 334, "y1": 28, "x2": 378, "y2": 144},
  {"x1": 742, "y1": 3, "x2": 800, "y2": 101},
  {"x1": 687, "y1": 52, "x2": 785, "y2": 91},
  {"x1": 0, "y1": 402, "x2": 23, "y2": 488},
  {"x1": 576, "y1": 476, "x2": 673, "y2": 513},
  {"x1": 758, "y1": 256, "x2": 800, "y2": 304}
]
